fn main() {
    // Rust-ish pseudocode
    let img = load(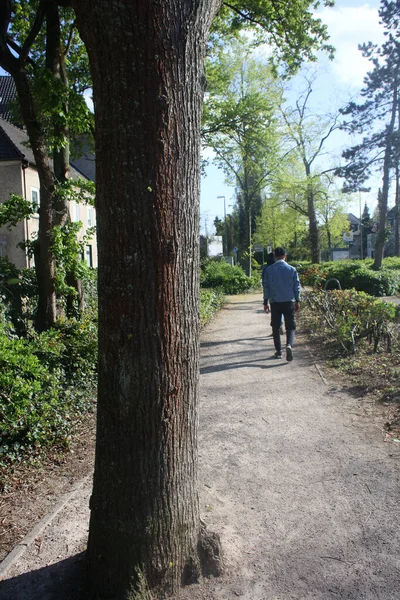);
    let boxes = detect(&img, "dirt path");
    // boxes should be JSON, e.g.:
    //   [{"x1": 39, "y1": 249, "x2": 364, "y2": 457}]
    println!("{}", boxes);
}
[{"x1": 1, "y1": 293, "x2": 400, "y2": 599}]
